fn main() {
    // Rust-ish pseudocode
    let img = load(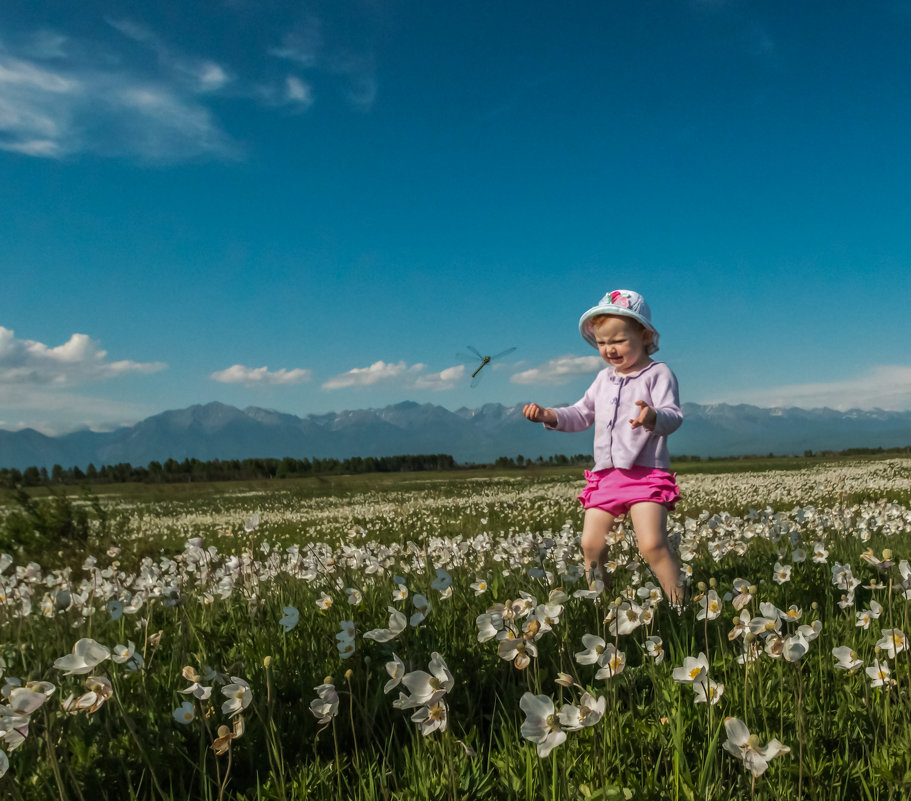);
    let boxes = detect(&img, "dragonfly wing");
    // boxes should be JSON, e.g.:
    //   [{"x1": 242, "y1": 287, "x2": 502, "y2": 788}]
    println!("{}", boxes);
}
[
  {"x1": 490, "y1": 346, "x2": 517, "y2": 360},
  {"x1": 467, "y1": 345, "x2": 484, "y2": 360}
]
